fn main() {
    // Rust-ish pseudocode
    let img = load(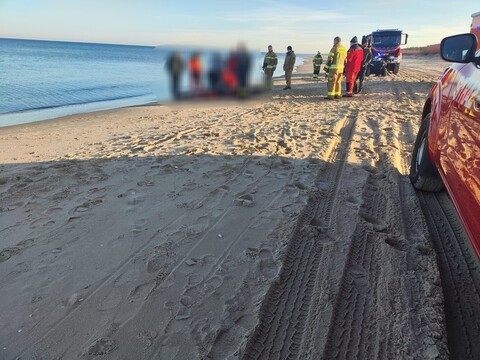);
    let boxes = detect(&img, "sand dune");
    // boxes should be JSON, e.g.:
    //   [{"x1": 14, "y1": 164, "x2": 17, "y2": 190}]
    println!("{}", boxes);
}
[{"x1": 1, "y1": 56, "x2": 479, "y2": 359}]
